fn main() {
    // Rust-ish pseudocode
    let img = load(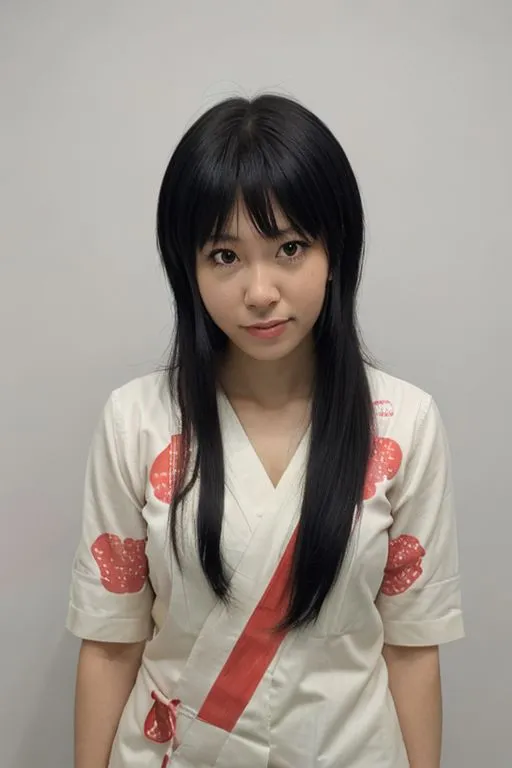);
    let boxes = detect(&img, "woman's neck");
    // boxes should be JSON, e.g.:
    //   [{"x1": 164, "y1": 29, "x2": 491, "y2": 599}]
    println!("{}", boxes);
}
[{"x1": 220, "y1": 336, "x2": 315, "y2": 410}]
